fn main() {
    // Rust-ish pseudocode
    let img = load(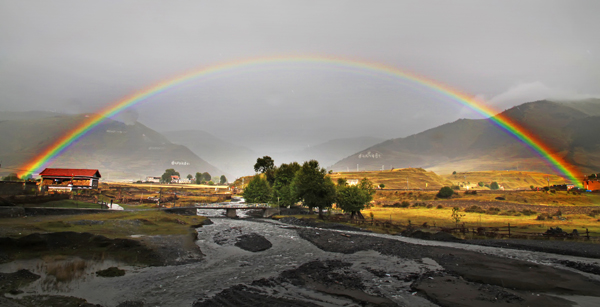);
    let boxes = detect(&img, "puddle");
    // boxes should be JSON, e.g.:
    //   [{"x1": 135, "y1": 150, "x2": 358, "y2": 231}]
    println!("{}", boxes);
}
[{"x1": 0, "y1": 256, "x2": 135, "y2": 294}]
